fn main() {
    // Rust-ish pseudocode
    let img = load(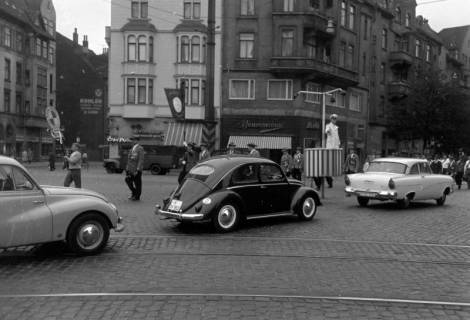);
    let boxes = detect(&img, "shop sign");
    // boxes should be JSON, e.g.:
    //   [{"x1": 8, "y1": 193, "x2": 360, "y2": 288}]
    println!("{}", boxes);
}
[
  {"x1": 107, "y1": 136, "x2": 132, "y2": 143},
  {"x1": 132, "y1": 131, "x2": 165, "y2": 141},
  {"x1": 80, "y1": 98, "x2": 102, "y2": 115},
  {"x1": 306, "y1": 120, "x2": 321, "y2": 129},
  {"x1": 239, "y1": 120, "x2": 284, "y2": 130}
]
